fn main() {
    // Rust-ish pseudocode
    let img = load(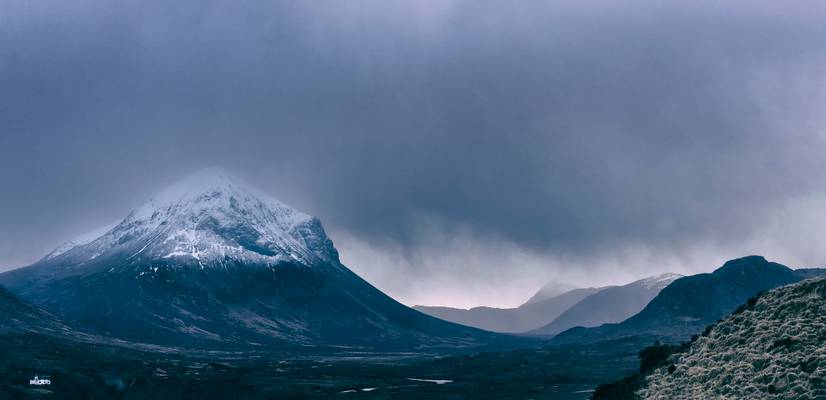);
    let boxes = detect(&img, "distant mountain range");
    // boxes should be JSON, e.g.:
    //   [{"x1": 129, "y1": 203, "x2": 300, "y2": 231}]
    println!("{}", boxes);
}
[
  {"x1": 529, "y1": 273, "x2": 682, "y2": 336},
  {"x1": 414, "y1": 287, "x2": 600, "y2": 333},
  {"x1": 0, "y1": 169, "x2": 502, "y2": 351},
  {"x1": 414, "y1": 273, "x2": 681, "y2": 334},
  {"x1": 552, "y1": 256, "x2": 825, "y2": 345}
]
